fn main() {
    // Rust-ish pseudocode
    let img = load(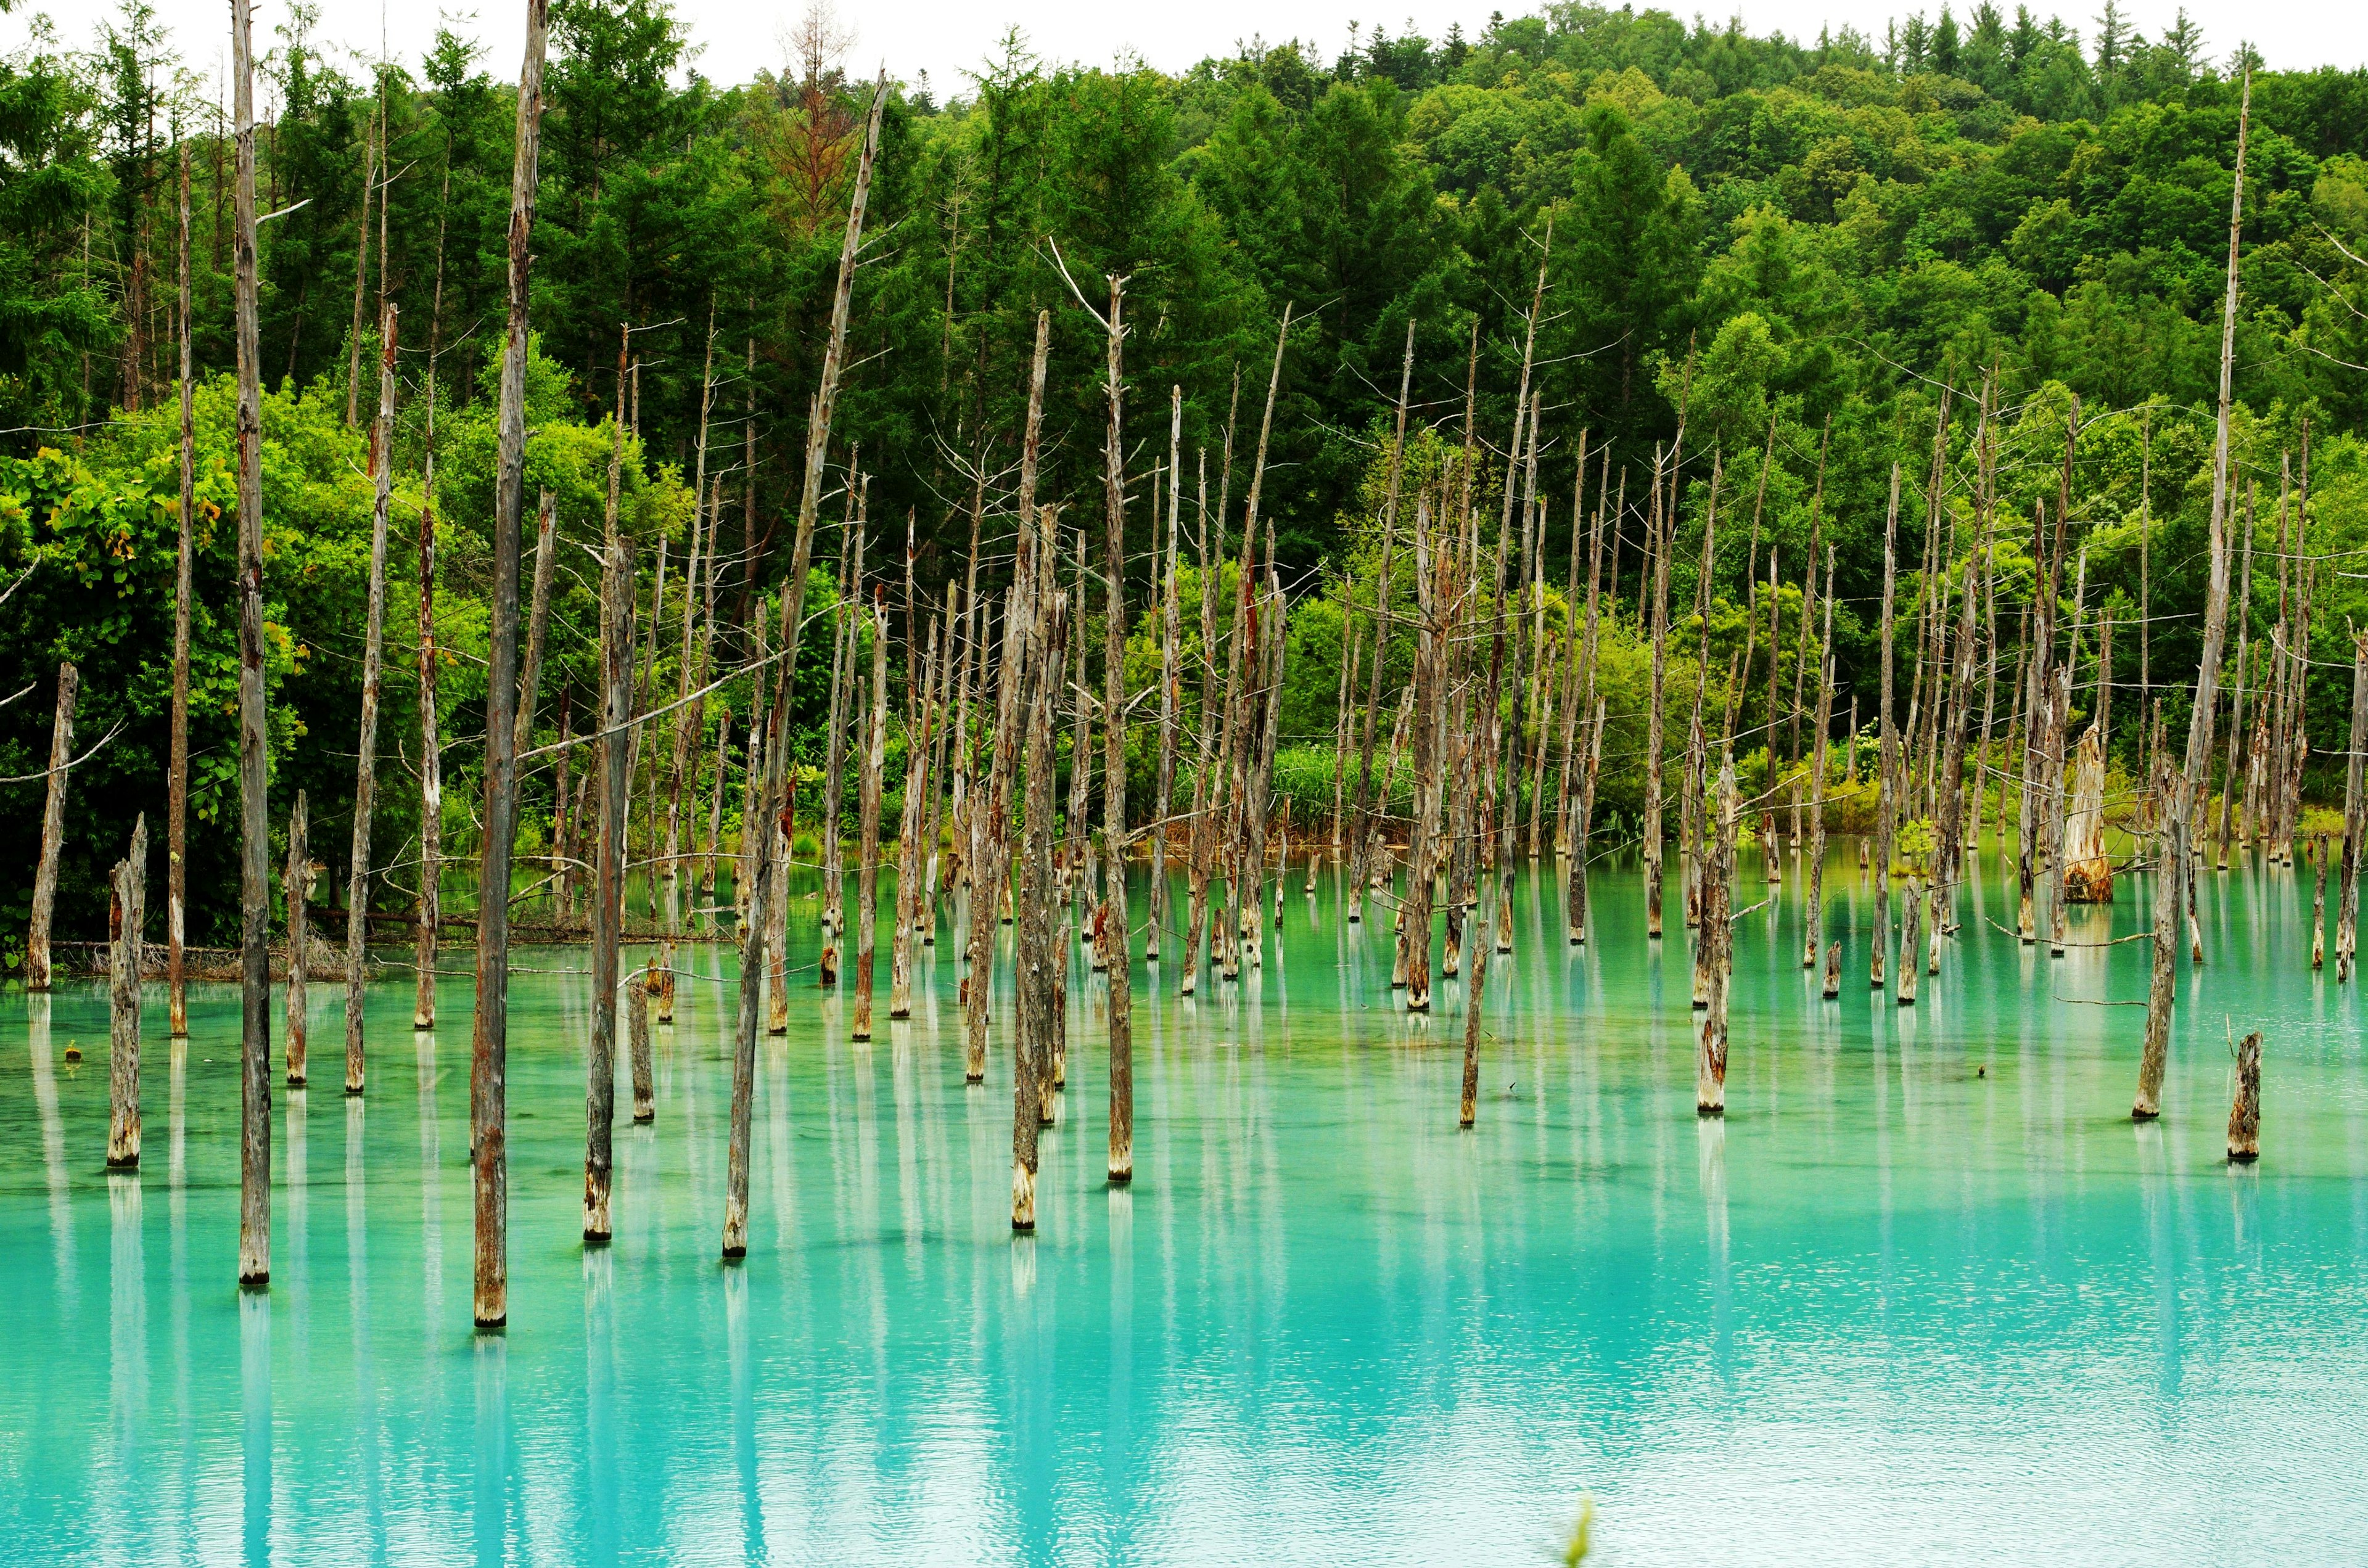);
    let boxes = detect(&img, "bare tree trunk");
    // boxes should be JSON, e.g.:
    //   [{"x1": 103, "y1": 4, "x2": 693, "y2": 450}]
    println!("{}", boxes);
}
[
  {"x1": 1873, "y1": 466, "x2": 1900, "y2": 988},
  {"x1": 701, "y1": 706, "x2": 731, "y2": 900},
  {"x1": 725, "y1": 591, "x2": 793, "y2": 1256},
  {"x1": 820, "y1": 520, "x2": 857, "y2": 980},
  {"x1": 1013, "y1": 546, "x2": 1065, "y2": 1229},
  {"x1": 232, "y1": 0, "x2": 272, "y2": 1290},
  {"x1": 471, "y1": 0, "x2": 550, "y2": 1329},
  {"x1": 1645, "y1": 446, "x2": 1672, "y2": 938},
  {"x1": 284, "y1": 794, "x2": 310, "y2": 1085},
  {"x1": 1350, "y1": 326, "x2": 1413, "y2": 923},
  {"x1": 108, "y1": 816, "x2": 149, "y2": 1169},
  {"x1": 1098, "y1": 276, "x2": 1137, "y2": 1183},
  {"x1": 585, "y1": 514, "x2": 636, "y2": 1239},
  {"x1": 724, "y1": 76, "x2": 887, "y2": 1255},
  {"x1": 1696, "y1": 758, "x2": 1735, "y2": 1115},
  {"x1": 2338, "y1": 630, "x2": 2367, "y2": 982},
  {"x1": 26, "y1": 662, "x2": 77, "y2": 993},
  {"x1": 343, "y1": 306, "x2": 397, "y2": 1096},
  {"x1": 1806, "y1": 551, "x2": 1835, "y2": 969},
  {"x1": 170, "y1": 144, "x2": 193, "y2": 1038},
  {"x1": 2137, "y1": 73, "x2": 2249, "y2": 1121},
  {"x1": 1149, "y1": 386, "x2": 1182, "y2": 960},
  {"x1": 890, "y1": 616, "x2": 937, "y2": 1019},
  {"x1": 967, "y1": 316, "x2": 1048, "y2": 1067},
  {"x1": 629, "y1": 963, "x2": 654, "y2": 1124},
  {"x1": 413, "y1": 297, "x2": 447, "y2": 1032},
  {"x1": 853, "y1": 593, "x2": 888, "y2": 1040}
]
